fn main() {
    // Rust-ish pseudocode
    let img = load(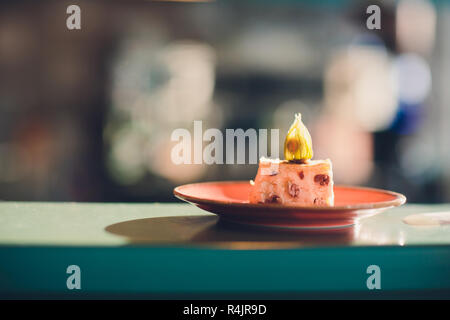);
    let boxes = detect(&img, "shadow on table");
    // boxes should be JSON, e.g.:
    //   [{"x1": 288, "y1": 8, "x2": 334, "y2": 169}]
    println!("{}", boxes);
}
[{"x1": 105, "y1": 215, "x2": 357, "y2": 249}]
